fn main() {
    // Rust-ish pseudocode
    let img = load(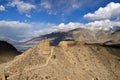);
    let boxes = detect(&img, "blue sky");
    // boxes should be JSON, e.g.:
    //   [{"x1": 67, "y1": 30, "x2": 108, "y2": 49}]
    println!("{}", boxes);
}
[{"x1": 0, "y1": 0, "x2": 120, "y2": 41}]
